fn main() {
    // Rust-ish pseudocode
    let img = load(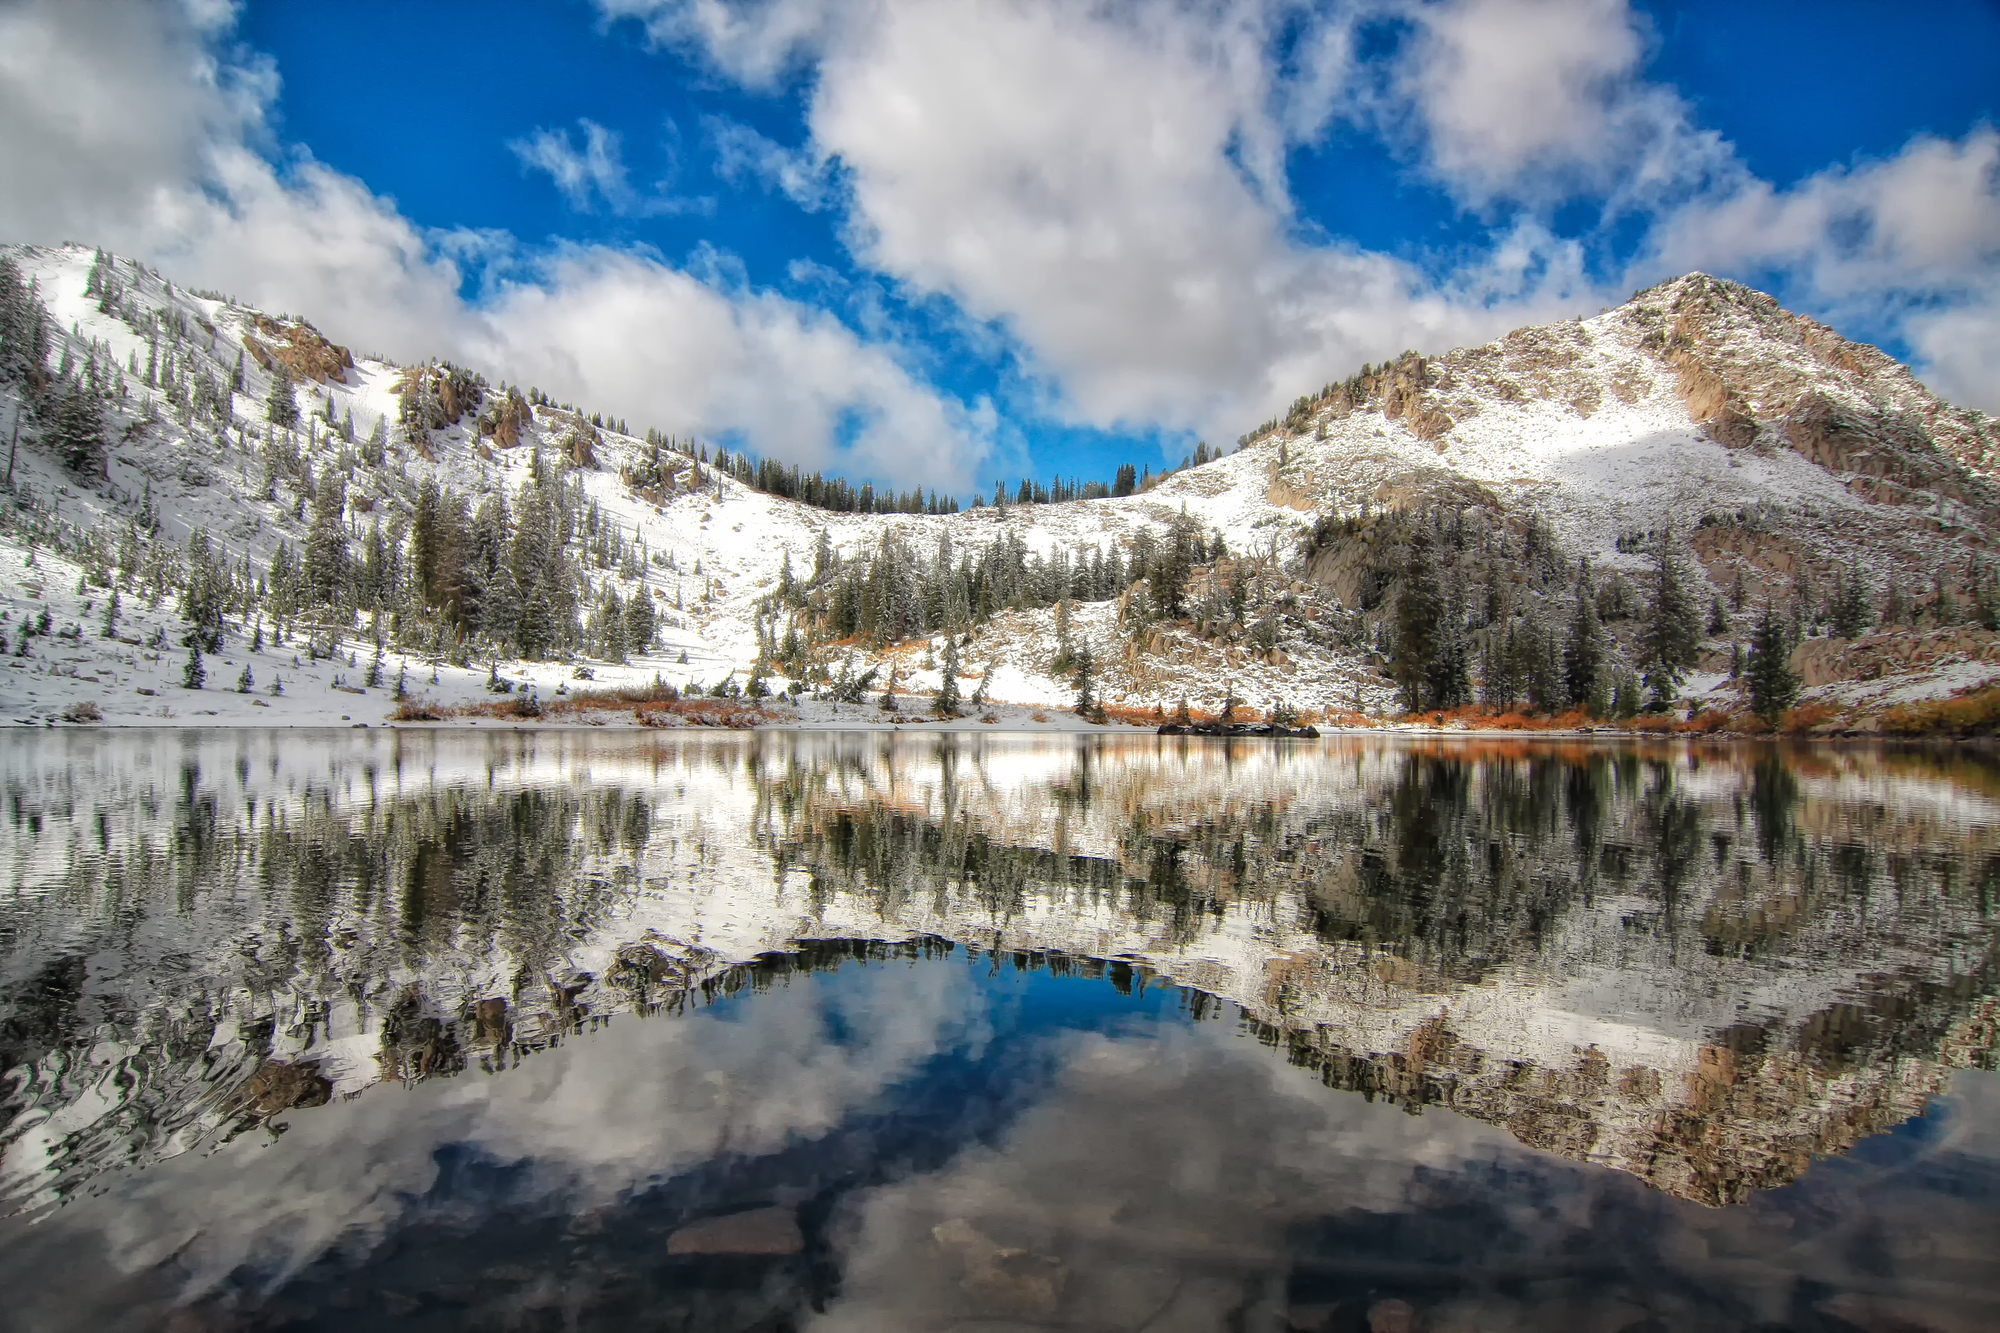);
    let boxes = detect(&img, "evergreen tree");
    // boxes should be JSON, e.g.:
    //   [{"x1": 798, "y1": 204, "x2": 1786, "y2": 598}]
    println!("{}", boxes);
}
[
  {"x1": 264, "y1": 362, "x2": 299, "y2": 427},
  {"x1": 1564, "y1": 566, "x2": 1604, "y2": 712},
  {"x1": 183, "y1": 644, "x2": 205, "y2": 690},
  {"x1": 1481, "y1": 623, "x2": 1521, "y2": 710},
  {"x1": 178, "y1": 534, "x2": 226, "y2": 652},
  {"x1": 1072, "y1": 646, "x2": 1097, "y2": 720},
  {"x1": 1746, "y1": 606, "x2": 1800, "y2": 724},
  {"x1": 45, "y1": 380, "x2": 106, "y2": 474},
  {"x1": 235, "y1": 664, "x2": 254, "y2": 693},
  {"x1": 937, "y1": 634, "x2": 963, "y2": 715},
  {"x1": 0, "y1": 256, "x2": 51, "y2": 386},
  {"x1": 1830, "y1": 571, "x2": 1873, "y2": 639},
  {"x1": 1392, "y1": 528, "x2": 1445, "y2": 712},
  {"x1": 624, "y1": 584, "x2": 656, "y2": 655},
  {"x1": 1639, "y1": 531, "x2": 1701, "y2": 706},
  {"x1": 1430, "y1": 575, "x2": 1471, "y2": 710},
  {"x1": 1522, "y1": 614, "x2": 1561, "y2": 712},
  {"x1": 303, "y1": 466, "x2": 351, "y2": 608},
  {"x1": 1883, "y1": 575, "x2": 1909, "y2": 626}
]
